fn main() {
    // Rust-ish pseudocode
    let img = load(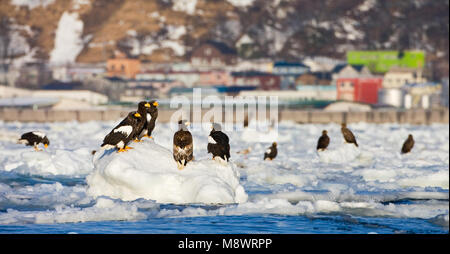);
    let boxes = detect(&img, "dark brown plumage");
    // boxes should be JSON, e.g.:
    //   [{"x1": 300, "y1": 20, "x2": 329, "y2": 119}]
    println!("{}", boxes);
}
[
  {"x1": 132, "y1": 101, "x2": 151, "y2": 142},
  {"x1": 264, "y1": 142, "x2": 277, "y2": 161},
  {"x1": 401, "y1": 134, "x2": 414, "y2": 154},
  {"x1": 173, "y1": 120, "x2": 194, "y2": 170},
  {"x1": 207, "y1": 123, "x2": 230, "y2": 162},
  {"x1": 141, "y1": 100, "x2": 158, "y2": 139},
  {"x1": 341, "y1": 123, "x2": 358, "y2": 147},
  {"x1": 317, "y1": 130, "x2": 330, "y2": 151}
]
